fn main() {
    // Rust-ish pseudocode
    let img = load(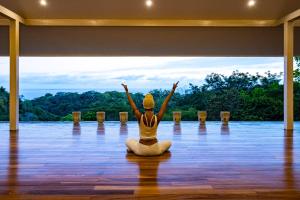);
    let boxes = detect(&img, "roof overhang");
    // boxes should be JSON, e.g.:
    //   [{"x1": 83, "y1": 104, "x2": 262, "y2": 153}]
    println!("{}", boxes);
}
[{"x1": 0, "y1": 1, "x2": 299, "y2": 56}]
